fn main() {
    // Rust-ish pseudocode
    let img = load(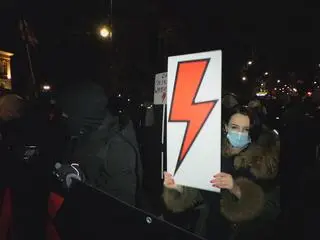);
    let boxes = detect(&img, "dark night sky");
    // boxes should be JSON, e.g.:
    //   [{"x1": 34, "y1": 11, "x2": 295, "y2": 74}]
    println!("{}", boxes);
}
[{"x1": 1, "y1": 0, "x2": 319, "y2": 98}]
